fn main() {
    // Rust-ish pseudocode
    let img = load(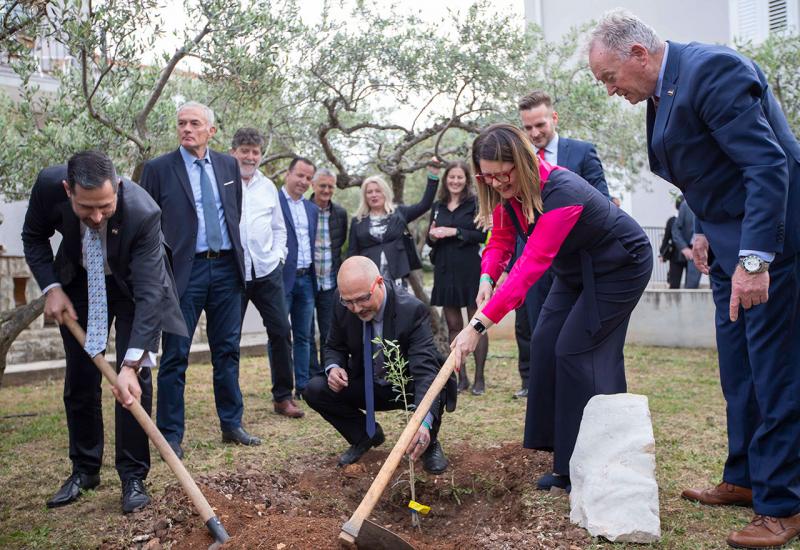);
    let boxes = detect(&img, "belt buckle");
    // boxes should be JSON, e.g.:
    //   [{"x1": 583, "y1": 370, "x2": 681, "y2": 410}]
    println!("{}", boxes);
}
[{"x1": 206, "y1": 250, "x2": 220, "y2": 259}]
